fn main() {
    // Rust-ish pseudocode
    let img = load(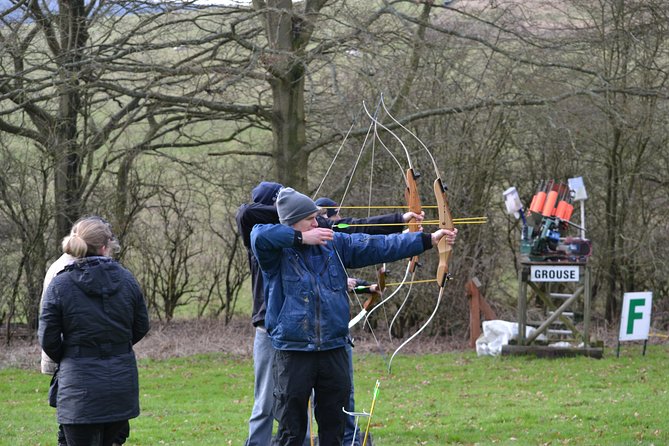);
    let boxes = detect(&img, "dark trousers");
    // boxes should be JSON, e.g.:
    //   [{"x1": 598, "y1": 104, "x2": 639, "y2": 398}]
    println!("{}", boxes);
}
[
  {"x1": 273, "y1": 348, "x2": 351, "y2": 446},
  {"x1": 61, "y1": 420, "x2": 128, "y2": 446},
  {"x1": 59, "y1": 421, "x2": 129, "y2": 445}
]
